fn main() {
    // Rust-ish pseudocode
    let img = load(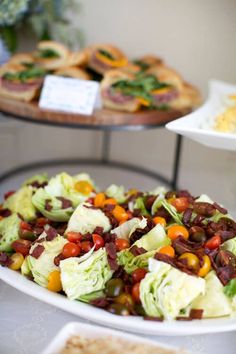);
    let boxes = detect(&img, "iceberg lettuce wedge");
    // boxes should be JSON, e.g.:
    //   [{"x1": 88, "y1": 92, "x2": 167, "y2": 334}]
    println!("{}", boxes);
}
[
  {"x1": 60, "y1": 248, "x2": 113, "y2": 301},
  {"x1": 140, "y1": 258, "x2": 205, "y2": 319},
  {"x1": 66, "y1": 203, "x2": 111, "y2": 234},
  {"x1": 111, "y1": 217, "x2": 147, "y2": 240},
  {"x1": 105, "y1": 184, "x2": 126, "y2": 203},
  {"x1": 134, "y1": 224, "x2": 170, "y2": 251}
]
